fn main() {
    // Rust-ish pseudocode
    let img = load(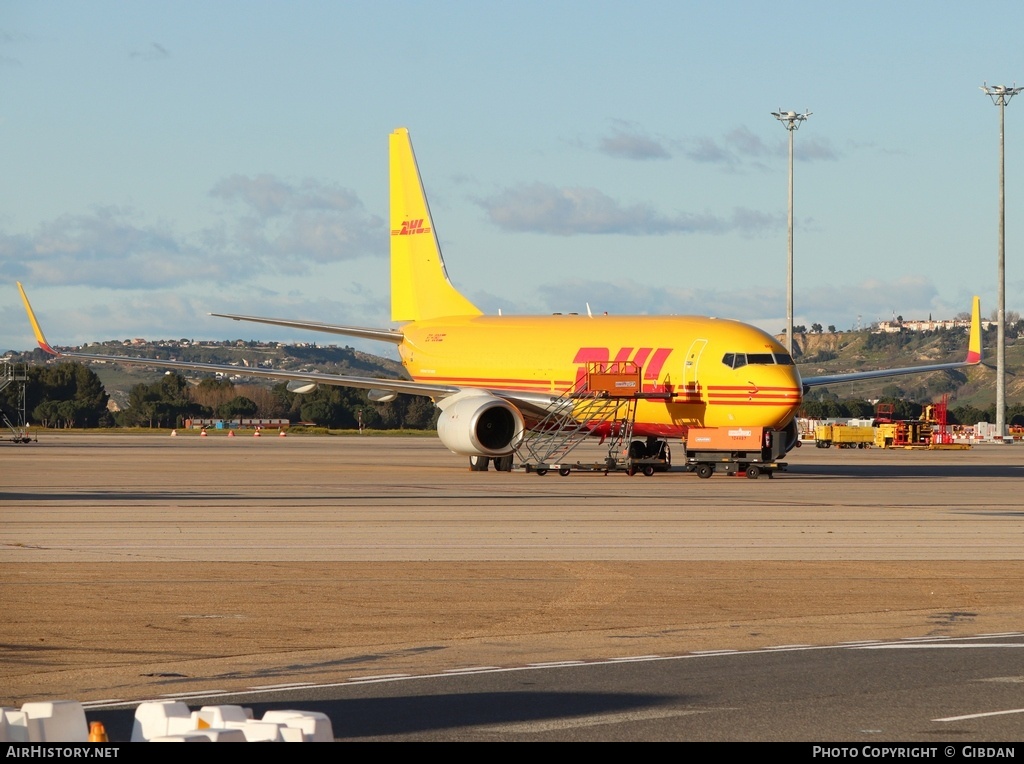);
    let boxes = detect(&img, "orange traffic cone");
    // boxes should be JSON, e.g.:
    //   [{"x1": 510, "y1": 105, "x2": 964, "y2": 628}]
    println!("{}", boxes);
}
[
  {"x1": 253, "y1": 430, "x2": 261, "y2": 437},
  {"x1": 170, "y1": 429, "x2": 177, "y2": 437},
  {"x1": 88, "y1": 721, "x2": 108, "y2": 742},
  {"x1": 279, "y1": 429, "x2": 287, "y2": 437},
  {"x1": 200, "y1": 429, "x2": 207, "y2": 437},
  {"x1": 228, "y1": 430, "x2": 235, "y2": 438}
]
